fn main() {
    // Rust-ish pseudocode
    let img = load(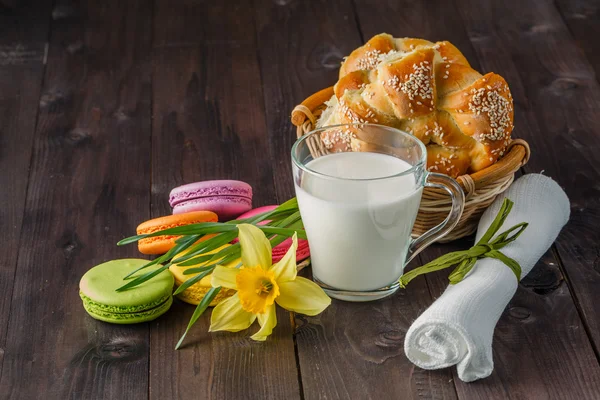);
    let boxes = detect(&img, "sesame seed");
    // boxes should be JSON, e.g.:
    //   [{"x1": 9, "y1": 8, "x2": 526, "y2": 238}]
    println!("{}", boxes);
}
[
  {"x1": 468, "y1": 86, "x2": 513, "y2": 142},
  {"x1": 386, "y1": 62, "x2": 433, "y2": 103}
]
